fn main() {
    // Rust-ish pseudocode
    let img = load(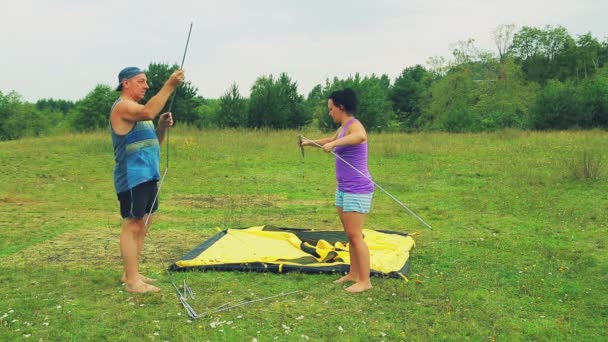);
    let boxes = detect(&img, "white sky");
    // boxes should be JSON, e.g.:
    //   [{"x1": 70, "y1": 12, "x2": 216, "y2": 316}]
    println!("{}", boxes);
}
[{"x1": 1, "y1": 0, "x2": 607, "y2": 102}]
